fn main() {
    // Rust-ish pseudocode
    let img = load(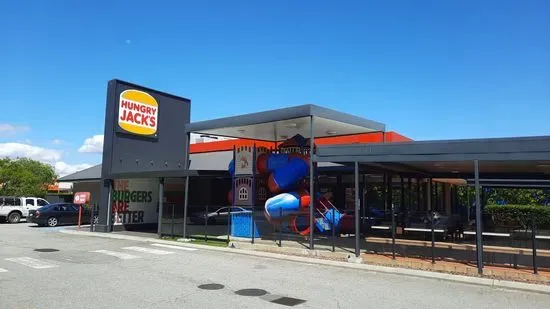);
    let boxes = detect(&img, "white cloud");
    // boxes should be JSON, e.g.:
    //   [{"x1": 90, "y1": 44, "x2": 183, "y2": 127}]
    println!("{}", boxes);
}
[
  {"x1": 0, "y1": 143, "x2": 62, "y2": 162},
  {"x1": 0, "y1": 124, "x2": 30, "y2": 137},
  {"x1": 75, "y1": 133, "x2": 233, "y2": 153},
  {"x1": 52, "y1": 139, "x2": 64, "y2": 145},
  {"x1": 78, "y1": 135, "x2": 104, "y2": 153},
  {"x1": 125, "y1": 39, "x2": 131, "y2": 44},
  {"x1": 0, "y1": 142, "x2": 94, "y2": 177},
  {"x1": 54, "y1": 162, "x2": 93, "y2": 177}
]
